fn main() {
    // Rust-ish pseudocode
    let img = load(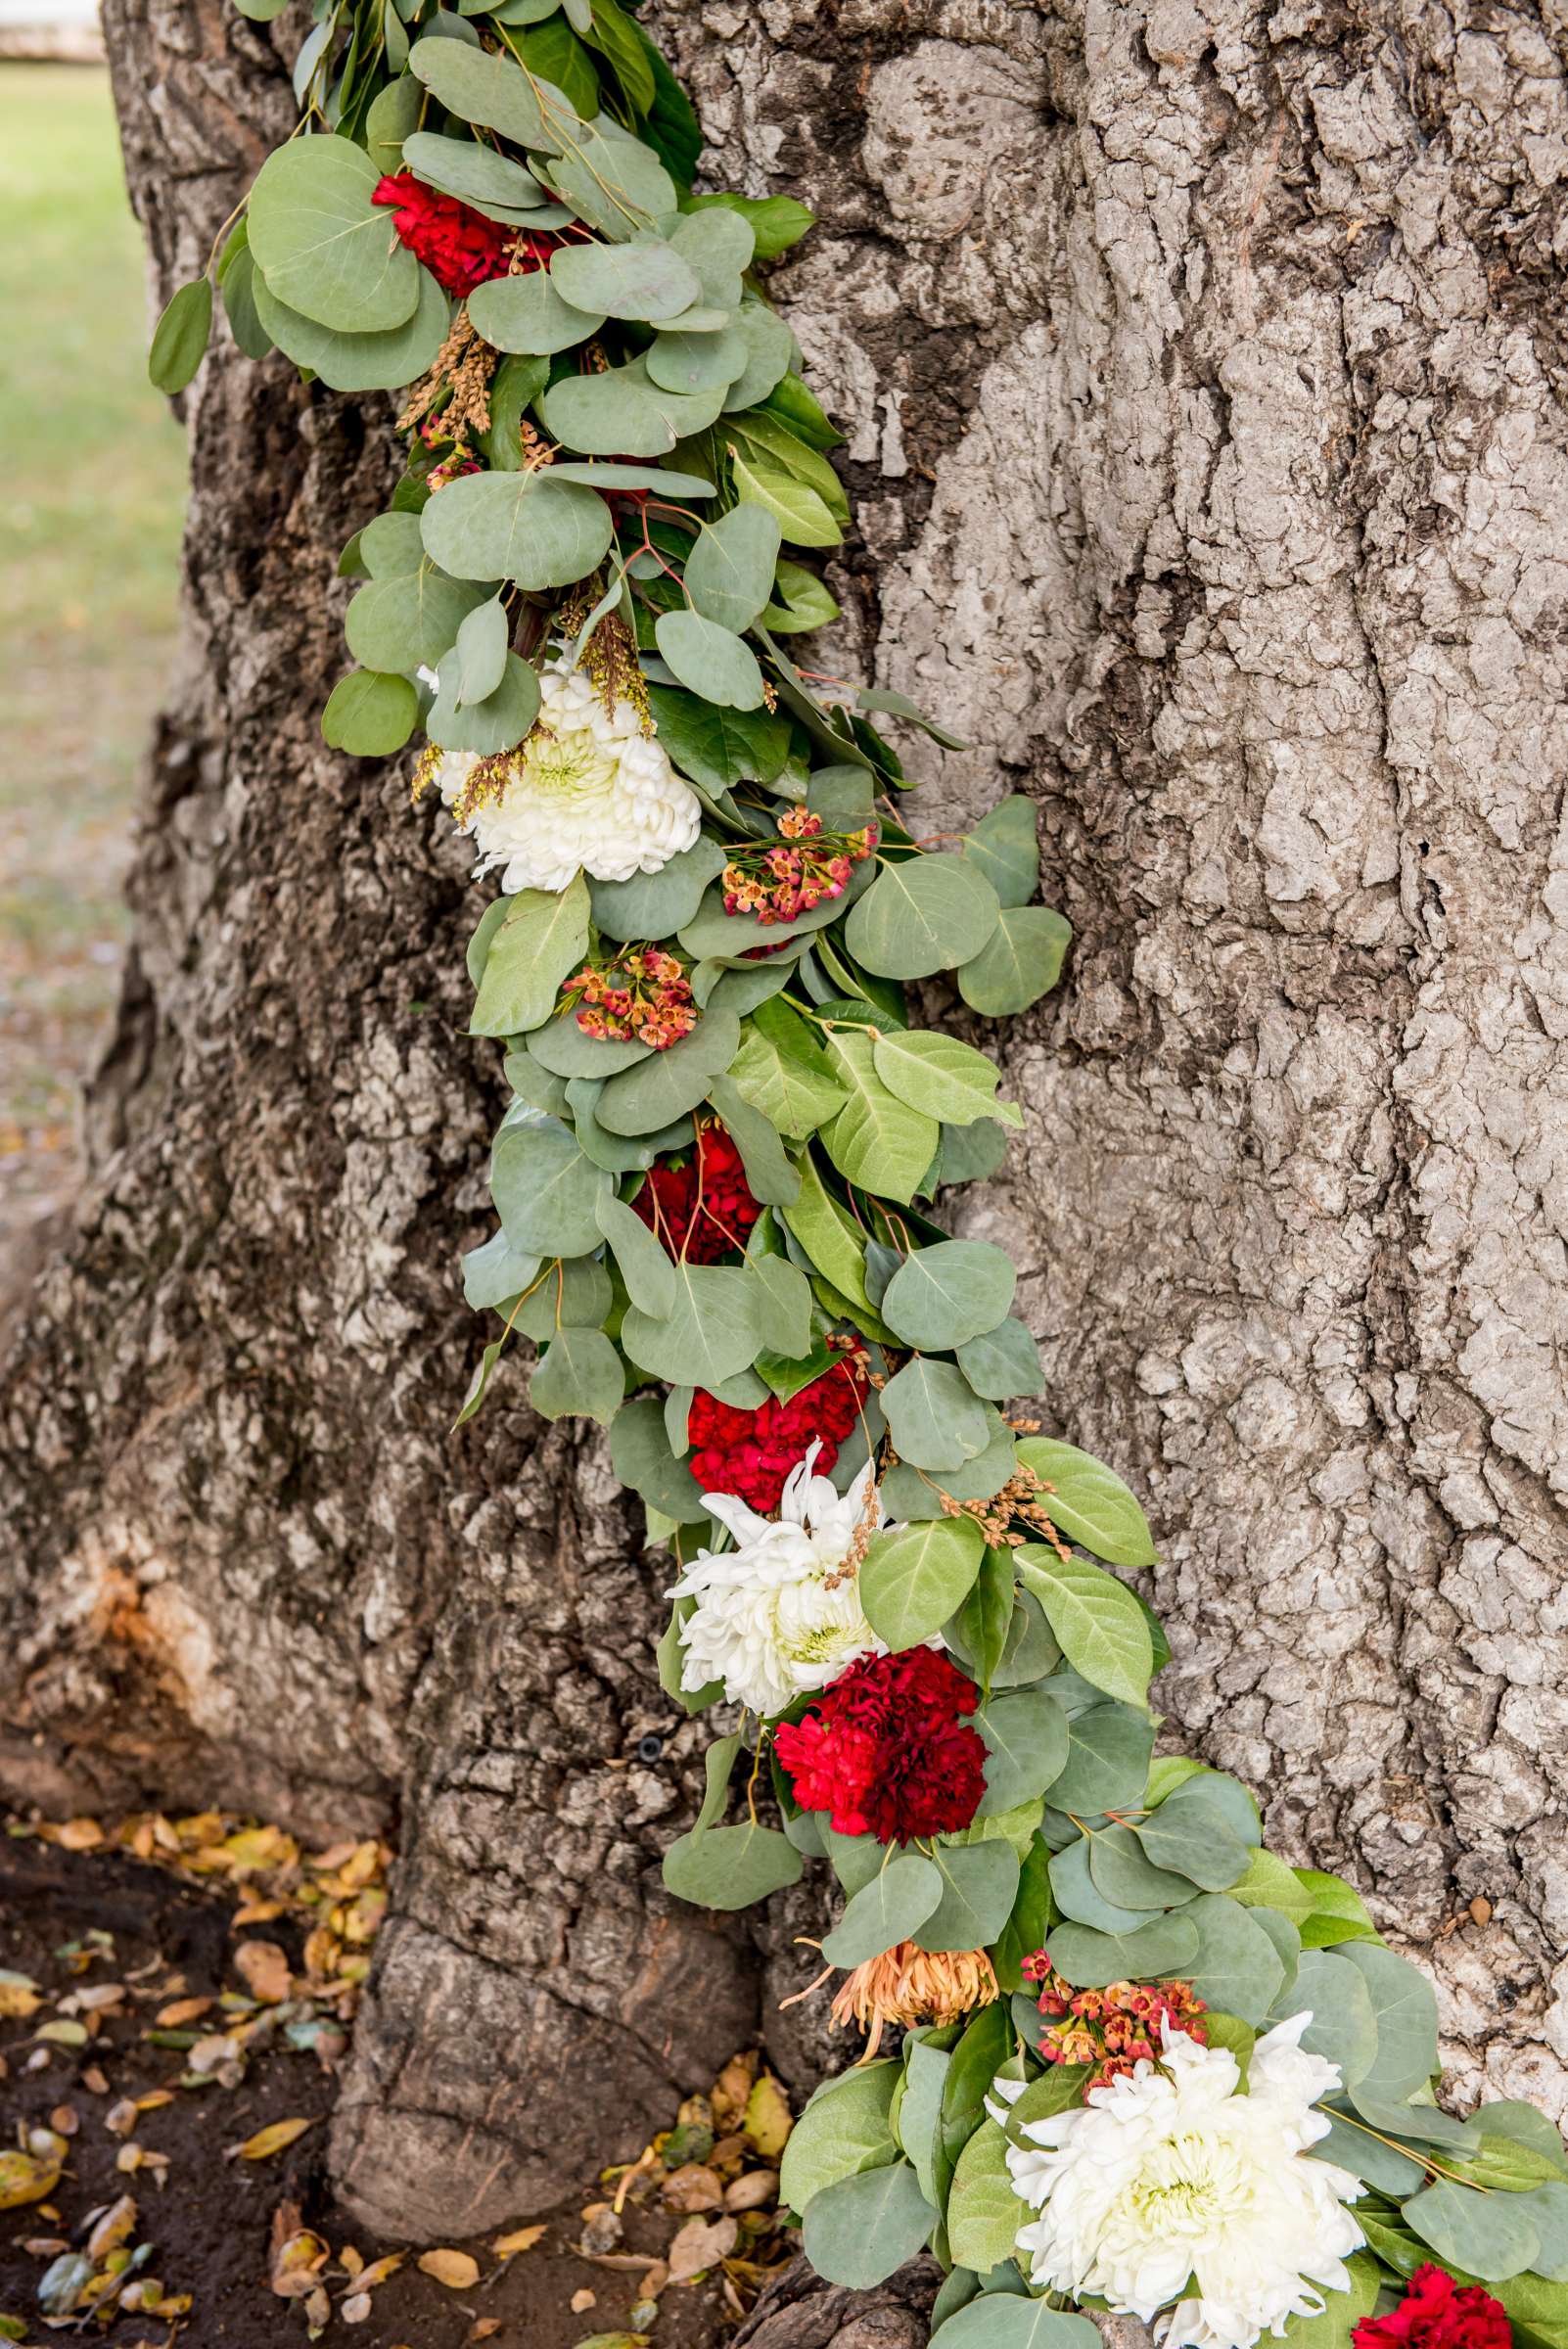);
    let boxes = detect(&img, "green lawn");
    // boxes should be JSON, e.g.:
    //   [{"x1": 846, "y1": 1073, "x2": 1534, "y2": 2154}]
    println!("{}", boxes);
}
[{"x1": 0, "y1": 63, "x2": 185, "y2": 1205}]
